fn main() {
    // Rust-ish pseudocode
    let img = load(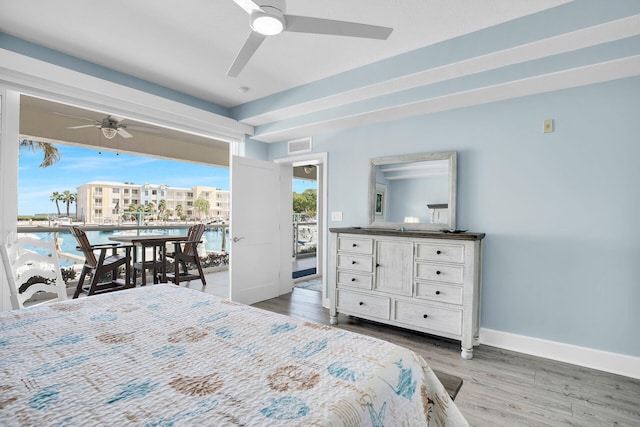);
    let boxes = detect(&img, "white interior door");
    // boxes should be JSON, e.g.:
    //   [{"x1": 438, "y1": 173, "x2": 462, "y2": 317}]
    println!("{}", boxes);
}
[{"x1": 230, "y1": 155, "x2": 292, "y2": 305}]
